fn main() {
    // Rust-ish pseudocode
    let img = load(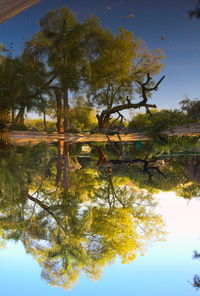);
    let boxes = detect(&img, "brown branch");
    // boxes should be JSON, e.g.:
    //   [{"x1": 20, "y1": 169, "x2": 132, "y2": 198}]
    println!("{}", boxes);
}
[
  {"x1": 100, "y1": 102, "x2": 157, "y2": 119},
  {"x1": 145, "y1": 106, "x2": 152, "y2": 116},
  {"x1": 146, "y1": 166, "x2": 167, "y2": 179},
  {"x1": 27, "y1": 194, "x2": 65, "y2": 232},
  {"x1": 106, "y1": 134, "x2": 121, "y2": 157},
  {"x1": 97, "y1": 74, "x2": 165, "y2": 129},
  {"x1": 145, "y1": 75, "x2": 165, "y2": 91},
  {"x1": 109, "y1": 113, "x2": 121, "y2": 128},
  {"x1": 143, "y1": 72, "x2": 152, "y2": 86}
]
